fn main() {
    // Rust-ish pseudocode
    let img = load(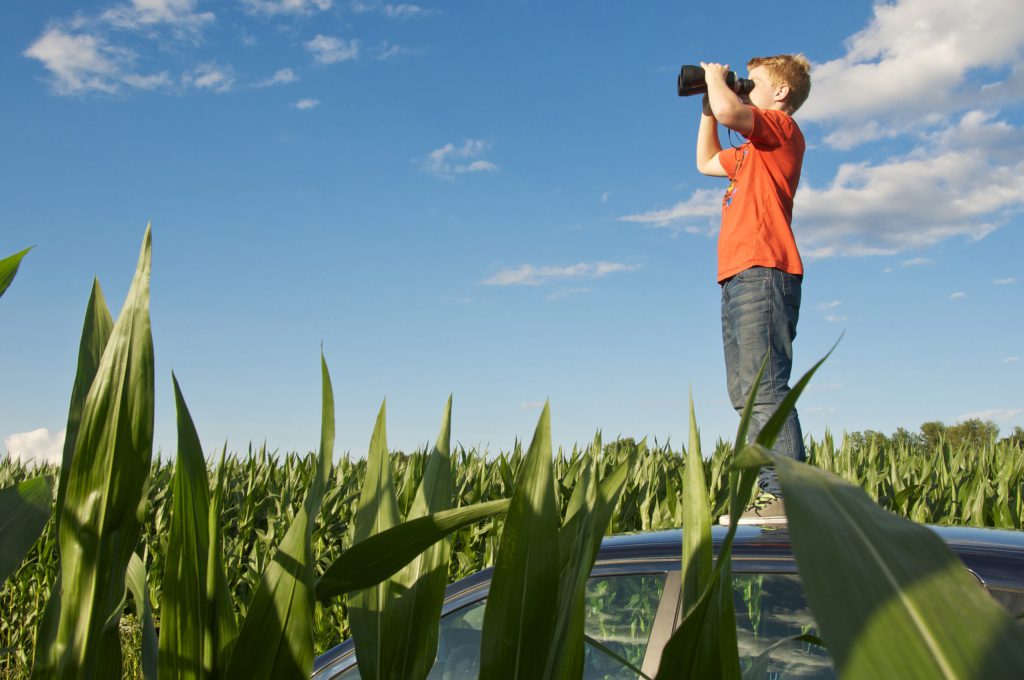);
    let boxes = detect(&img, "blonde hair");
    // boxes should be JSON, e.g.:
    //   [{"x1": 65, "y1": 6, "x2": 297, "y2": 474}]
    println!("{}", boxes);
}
[{"x1": 747, "y1": 54, "x2": 812, "y2": 113}]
